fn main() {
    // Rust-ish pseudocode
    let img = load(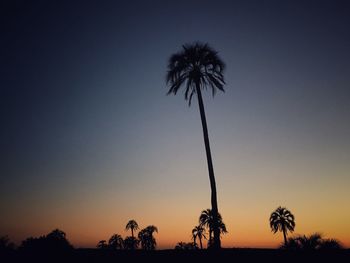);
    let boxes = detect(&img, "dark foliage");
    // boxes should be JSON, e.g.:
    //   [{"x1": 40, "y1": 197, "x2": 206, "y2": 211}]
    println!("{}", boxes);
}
[
  {"x1": 19, "y1": 229, "x2": 73, "y2": 253},
  {"x1": 281, "y1": 233, "x2": 343, "y2": 250}
]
